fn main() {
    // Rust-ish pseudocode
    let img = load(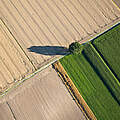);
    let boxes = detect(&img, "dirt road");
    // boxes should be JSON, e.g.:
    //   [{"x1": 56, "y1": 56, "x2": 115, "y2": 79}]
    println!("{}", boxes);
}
[{"x1": 113, "y1": 0, "x2": 120, "y2": 9}]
